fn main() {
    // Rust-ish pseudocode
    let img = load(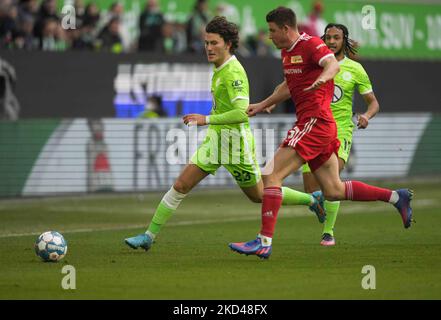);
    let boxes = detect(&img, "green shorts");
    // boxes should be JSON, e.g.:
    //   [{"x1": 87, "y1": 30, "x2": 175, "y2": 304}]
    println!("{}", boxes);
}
[
  {"x1": 302, "y1": 124, "x2": 353, "y2": 173},
  {"x1": 190, "y1": 128, "x2": 261, "y2": 188}
]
